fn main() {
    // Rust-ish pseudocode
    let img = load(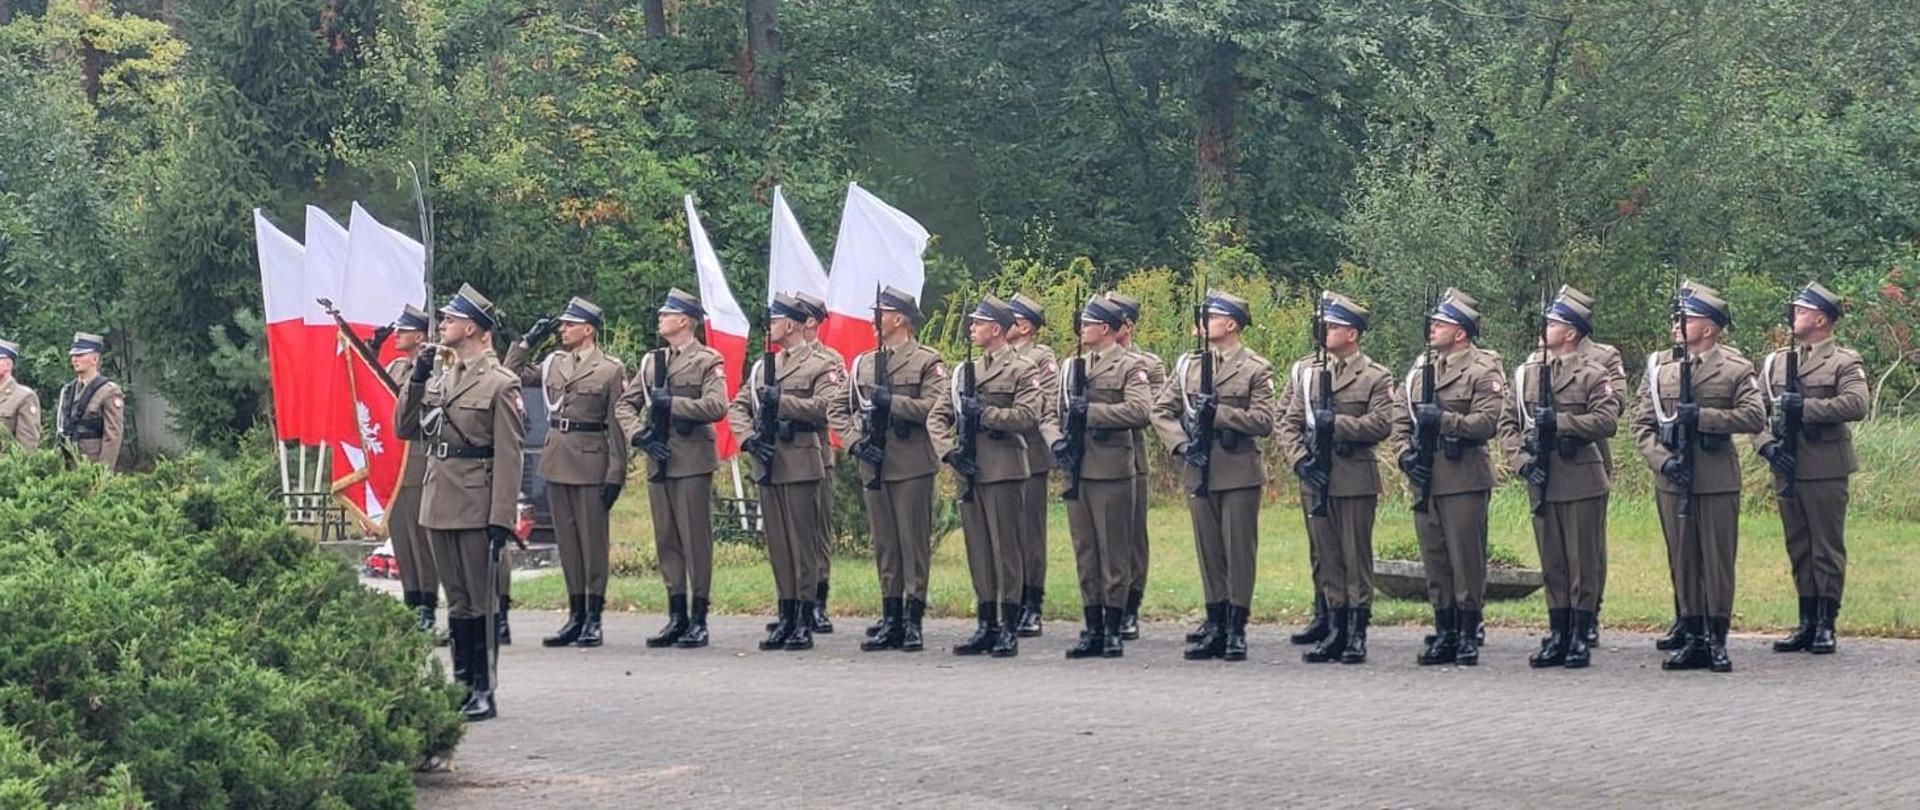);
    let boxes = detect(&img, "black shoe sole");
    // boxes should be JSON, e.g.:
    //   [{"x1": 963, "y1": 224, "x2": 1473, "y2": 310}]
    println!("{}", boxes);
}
[
  {"x1": 785, "y1": 641, "x2": 814, "y2": 651},
  {"x1": 574, "y1": 639, "x2": 603, "y2": 648},
  {"x1": 1564, "y1": 658, "x2": 1590, "y2": 669},
  {"x1": 541, "y1": 636, "x2": 581, "y2": 647},
  {"x1": 672, "y1": 638, "x2": 708, "y2": 649},
  {"x1": 1339, "y1": 654, "x2": 1366, "y2": 664},
  {"x1": 1809, "y1": 646, "x2": 1835, "y2": 655}
]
